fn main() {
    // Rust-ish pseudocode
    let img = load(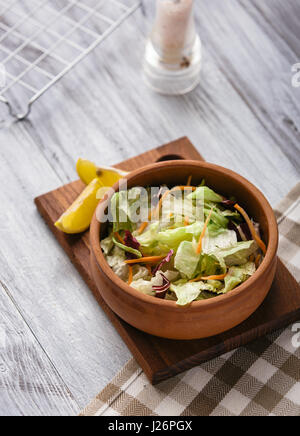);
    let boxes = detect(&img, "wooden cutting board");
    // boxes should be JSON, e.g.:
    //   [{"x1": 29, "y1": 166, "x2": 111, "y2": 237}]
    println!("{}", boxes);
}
[{"x1": 35, "y1": 137, "x2": 300, "y2": 384}]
